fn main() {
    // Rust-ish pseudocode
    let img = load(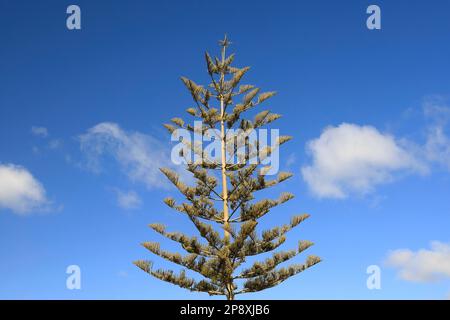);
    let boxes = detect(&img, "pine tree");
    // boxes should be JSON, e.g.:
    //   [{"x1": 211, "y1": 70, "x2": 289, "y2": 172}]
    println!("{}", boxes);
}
[{"x1": 134, "y1": 36, "x2": 321, "y2": 300}]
